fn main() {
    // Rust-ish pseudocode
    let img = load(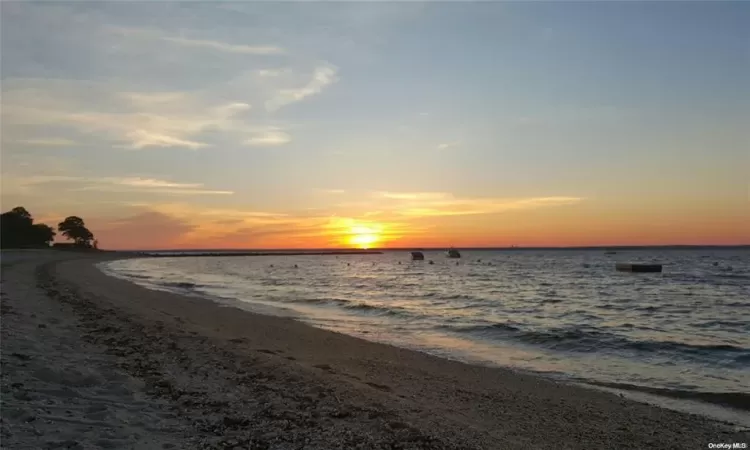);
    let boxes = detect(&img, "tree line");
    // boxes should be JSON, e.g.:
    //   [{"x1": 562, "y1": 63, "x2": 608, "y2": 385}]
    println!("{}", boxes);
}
[{"x1": 0, "y1": 206, "x2": 97, "y2": 249}]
